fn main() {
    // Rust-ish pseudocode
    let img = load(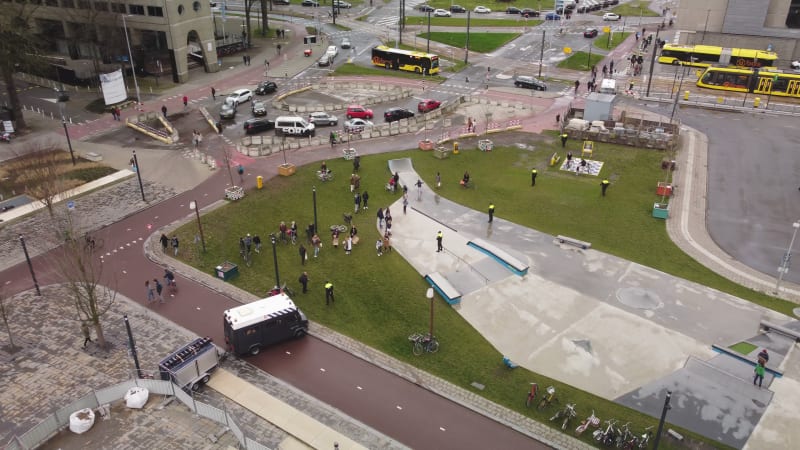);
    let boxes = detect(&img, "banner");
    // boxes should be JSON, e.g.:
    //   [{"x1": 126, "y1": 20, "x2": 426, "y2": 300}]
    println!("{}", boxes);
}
[{"x1": 99, "y1": 69, "x2": 128, "y2": 105}]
